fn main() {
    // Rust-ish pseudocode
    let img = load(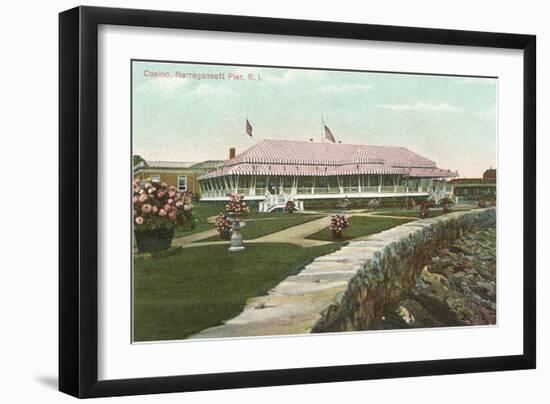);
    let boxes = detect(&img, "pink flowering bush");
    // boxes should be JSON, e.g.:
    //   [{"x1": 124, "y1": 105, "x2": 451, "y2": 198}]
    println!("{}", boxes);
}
[
  {"x1": 225, "y1": 193, "x2": 250, "y2": 214},
  {"x1": 214, "y1": 213, "x2": 231, "y2": 239},
  {"x1": 330, "y1": 214, "x2": 350, "y2": 238},
  {"x1": 133, "y1": 181, "x2": 193, "y2": 251}
]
